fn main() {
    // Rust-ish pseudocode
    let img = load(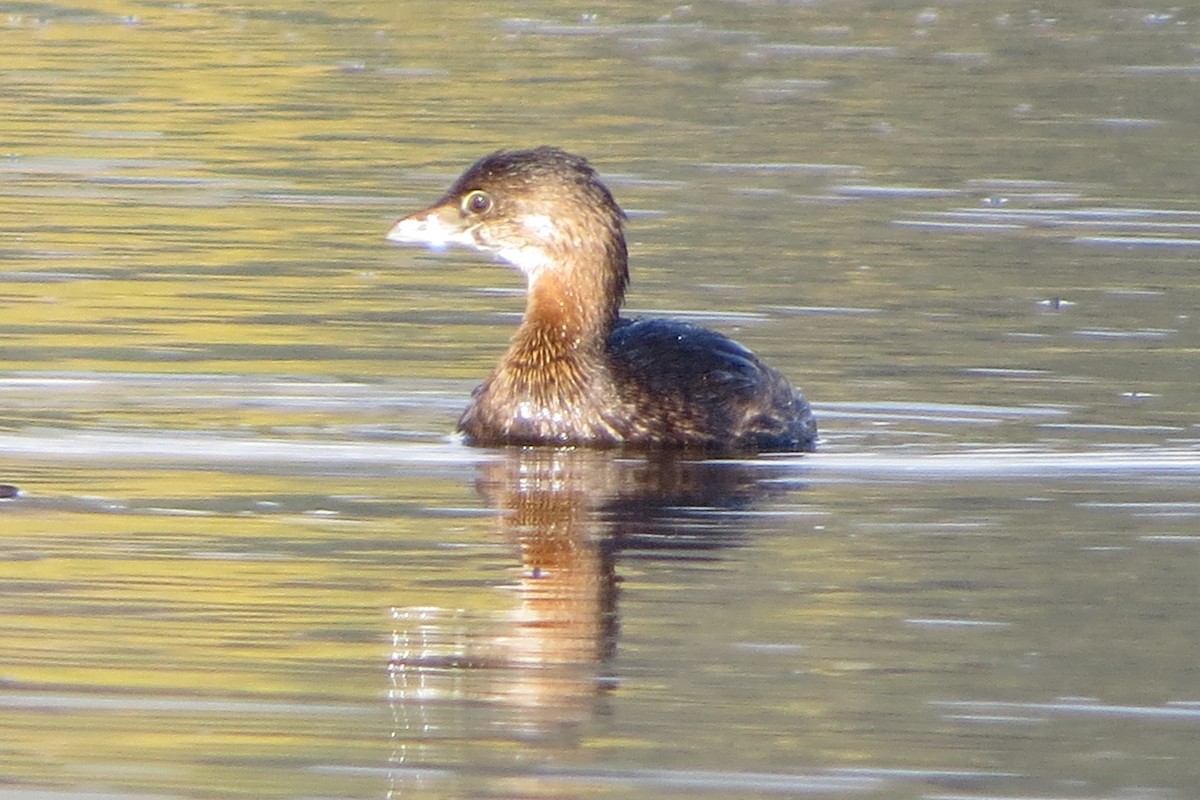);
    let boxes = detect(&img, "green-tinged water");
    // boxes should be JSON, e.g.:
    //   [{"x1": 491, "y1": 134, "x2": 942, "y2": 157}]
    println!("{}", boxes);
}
[{"x1": 2, "y1": 2, "x2": 1199, "y2": 798}]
